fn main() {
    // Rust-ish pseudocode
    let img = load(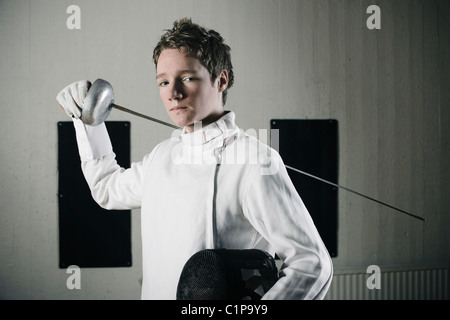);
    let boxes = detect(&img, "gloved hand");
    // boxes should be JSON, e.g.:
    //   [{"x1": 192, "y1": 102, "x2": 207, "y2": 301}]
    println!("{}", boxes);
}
[{"x1": 56, "y1": 80, "x2": 91, "y2": 119}]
